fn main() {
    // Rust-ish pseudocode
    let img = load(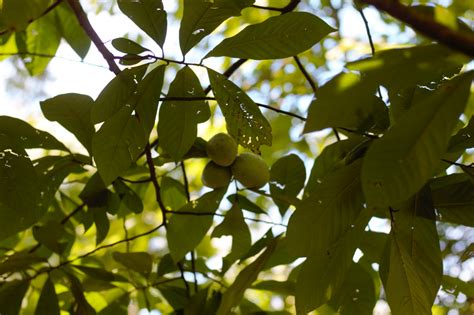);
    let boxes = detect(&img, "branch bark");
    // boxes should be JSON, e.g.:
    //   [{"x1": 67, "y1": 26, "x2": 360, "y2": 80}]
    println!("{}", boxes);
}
[{"x1": 359, "y1": 0, "x2": 474, "y2": 57}]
